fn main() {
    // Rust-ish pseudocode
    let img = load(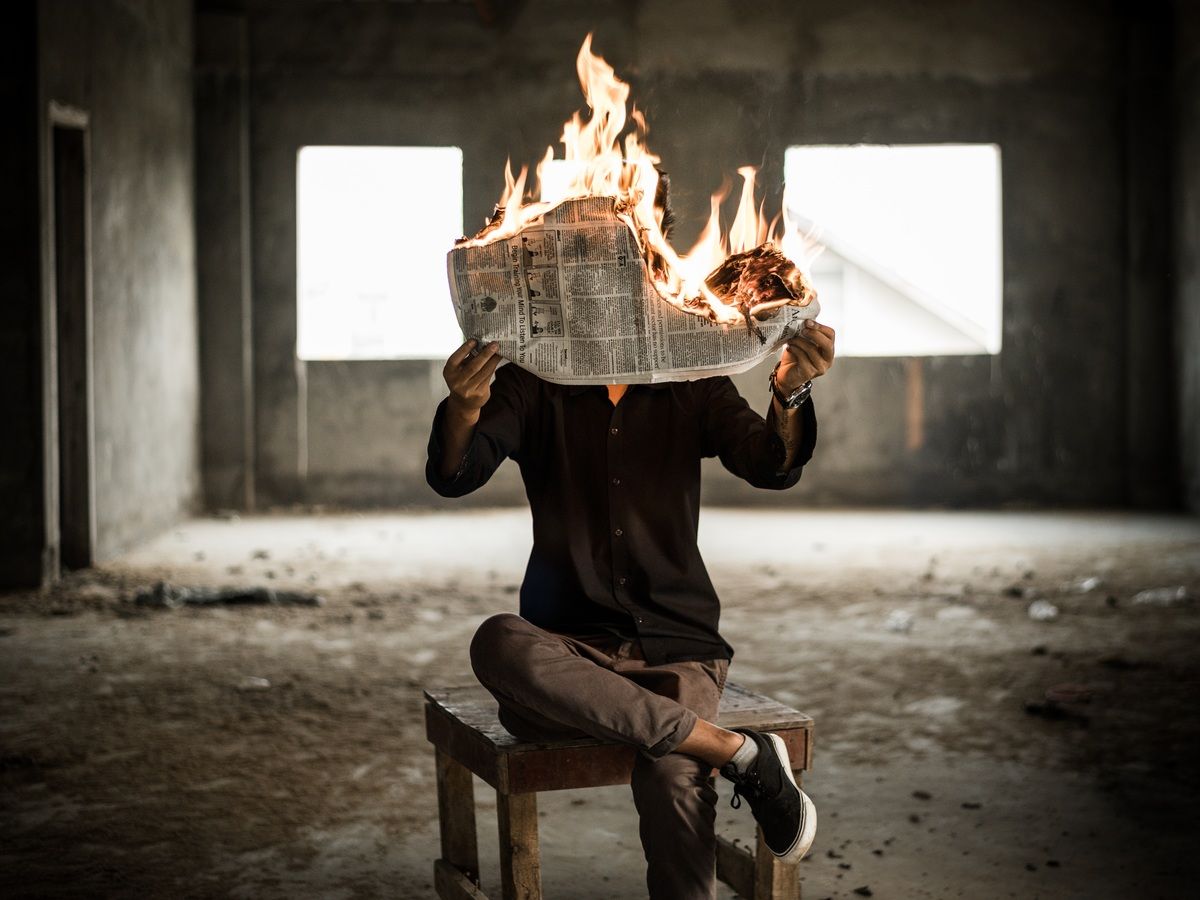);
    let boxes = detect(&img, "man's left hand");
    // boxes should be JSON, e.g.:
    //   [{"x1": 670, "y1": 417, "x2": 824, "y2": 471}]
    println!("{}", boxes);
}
[{"x1": 777, "y1": 319, "x2": 836, "y2": 393}]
